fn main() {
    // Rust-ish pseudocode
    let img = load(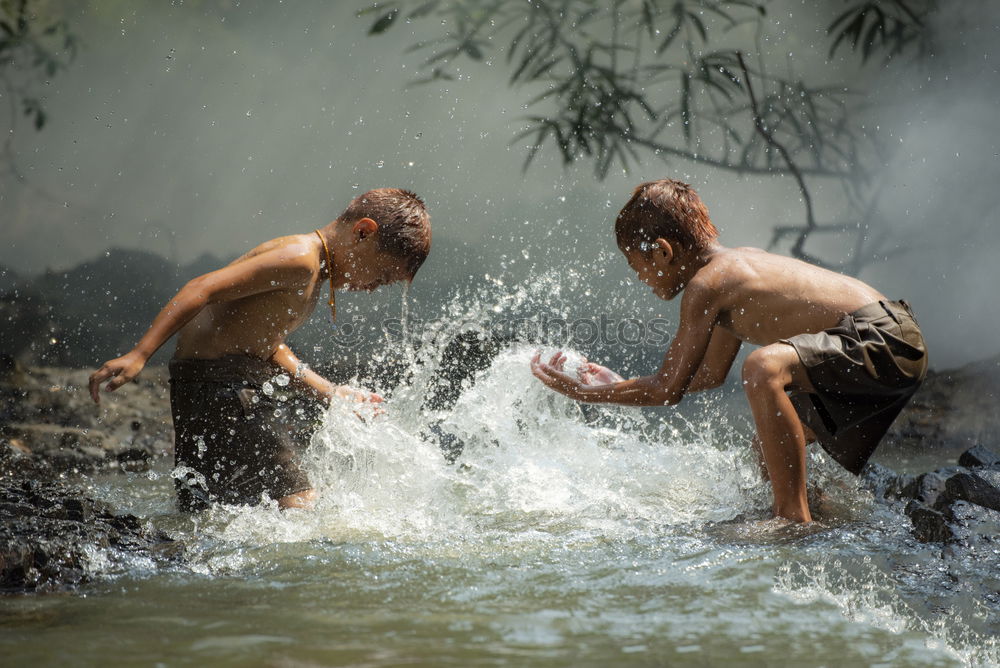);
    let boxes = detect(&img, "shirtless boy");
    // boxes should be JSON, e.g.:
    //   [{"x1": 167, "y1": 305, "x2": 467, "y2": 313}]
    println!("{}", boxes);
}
[
  {"x1": 531, "y1": 179, "x2": 927, "y2": 522},
  {"x1": 90, "y1": 188, "x2": 431, "y2": 511}
]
